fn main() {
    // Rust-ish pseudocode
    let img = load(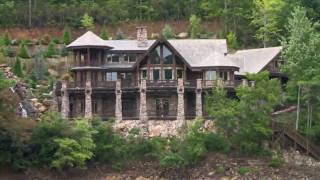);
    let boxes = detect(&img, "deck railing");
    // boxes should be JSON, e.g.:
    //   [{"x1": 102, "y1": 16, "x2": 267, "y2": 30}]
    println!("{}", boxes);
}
[
  {"x1": 147, "y1": 110, "x2": 177, "y2": 120},
  {"x1": 67, "y1": 79, "x2": 249, "y2": 89},
  {"x1": 146, "y1": 80, "x2": 178, "y2": 87}
]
